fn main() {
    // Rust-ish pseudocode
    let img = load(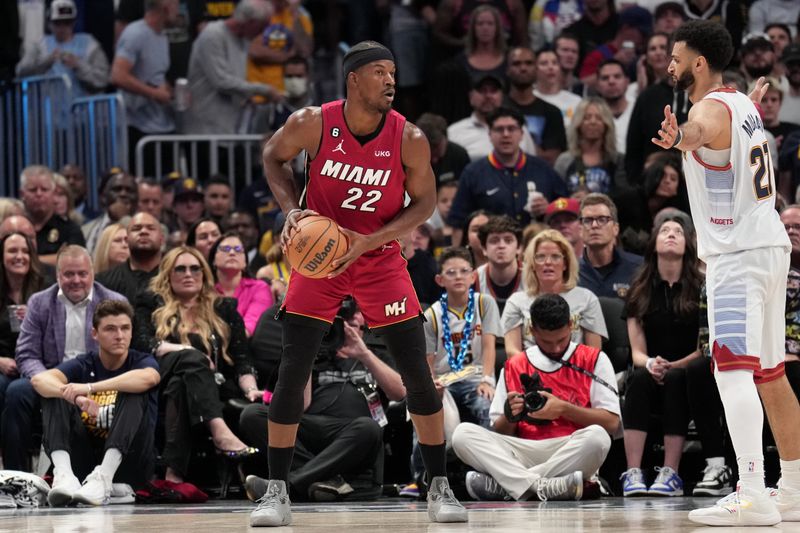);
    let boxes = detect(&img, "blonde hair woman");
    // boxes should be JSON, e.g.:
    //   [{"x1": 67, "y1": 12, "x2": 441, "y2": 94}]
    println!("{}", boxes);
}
[
  {"x1": 133, "y1": 246, "x2": 258, "y2": 485},
  {"x1": 500, "y1": 229, "x2": 607, "y2": 354},
  {"x1": 93, "y1": 223, "x2": 129, "y2": 273},
  {"x1": 52, "y1": 172, "x2": 84, "y2": 225},
  {"x1": 554, "y1": 97, "x2": 627, "y2": 199}
]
